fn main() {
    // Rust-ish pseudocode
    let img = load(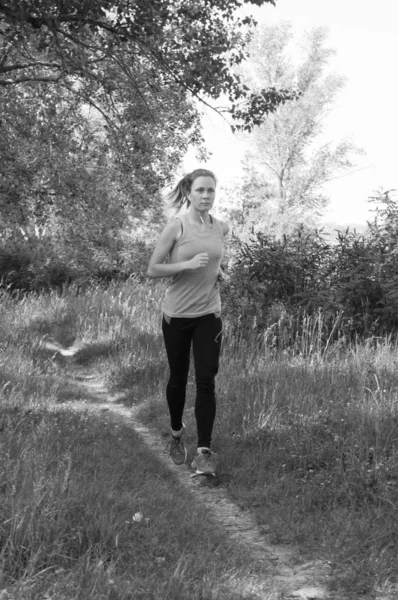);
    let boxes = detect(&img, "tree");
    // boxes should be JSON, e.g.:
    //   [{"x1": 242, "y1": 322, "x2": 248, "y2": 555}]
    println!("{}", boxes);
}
[
  {"x1": 0, "y1": 1, "x2": 297, "y2": 245},
  {"x1": 0, "y1": 2, "x2": 299, "y2": 287},
  {"x1": 0, "y1": 0, "x2": 294, "y2": 130},
  {"x1": 231, "y1": 22, "x2": 363, "y2": 234},
  {"x1": 0, "y1": 83, "x2": 123, "y2": 228},
  {"x1": 0, "y1": 53, "x2": 205, "y2": 231}
]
